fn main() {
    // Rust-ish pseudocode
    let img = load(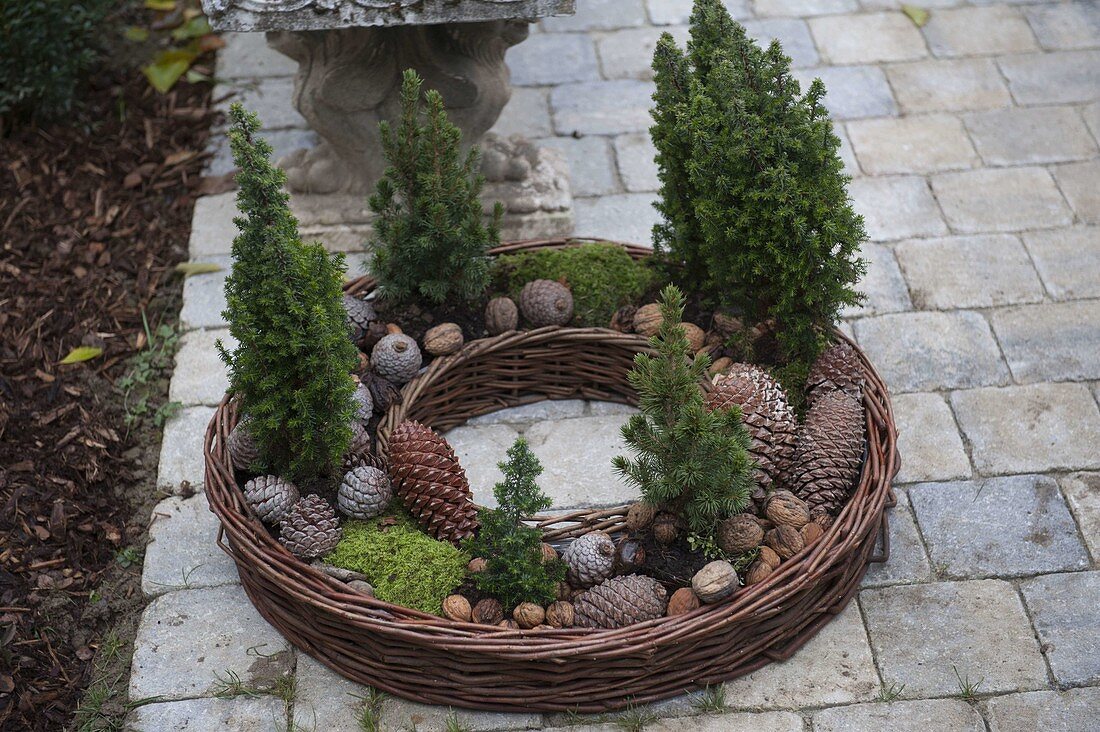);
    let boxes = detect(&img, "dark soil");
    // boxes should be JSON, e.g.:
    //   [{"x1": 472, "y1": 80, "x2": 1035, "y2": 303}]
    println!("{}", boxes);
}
[
  {"x1": 0, "y1": 60, "x2": 215, "y2": 731},
  {"x1": 634, "y1": 531, "x2": 711, "y2": 591}
]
